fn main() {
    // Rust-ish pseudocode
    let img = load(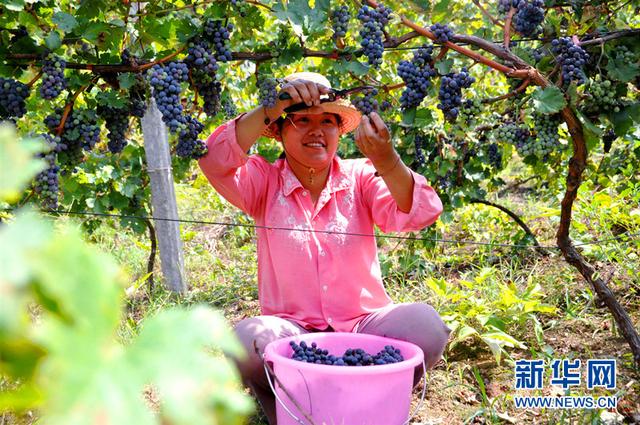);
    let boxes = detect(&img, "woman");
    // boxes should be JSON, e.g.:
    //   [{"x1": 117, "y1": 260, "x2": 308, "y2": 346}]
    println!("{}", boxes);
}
[{"x1": 198, "y1": 72, "x2": 450, "y2": 424}]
